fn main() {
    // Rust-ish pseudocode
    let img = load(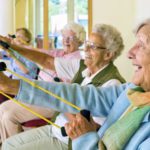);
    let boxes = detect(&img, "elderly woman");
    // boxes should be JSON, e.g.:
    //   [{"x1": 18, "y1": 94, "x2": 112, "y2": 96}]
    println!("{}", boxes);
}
[
  {"x1": 1, "y1": 18, "x2": 150, "y2": 149},
  {"x1": 1, "y1": 19, "x2": 150, "y2": 150},
  {"x1": 38, "y1": 22, "x2": 86, "y2": 82},
  {"x1": 0, "y1": 28, "x2": 39, "y2": 102},
  {"x1": 0, "y1": 27, "x2": 38, "y2": 79},
  {"x1": 0, "y1": 24, "x2": 125, "y2": 149},
  {"x1": 0, "y1": 23, "x2": 86, "y2": 143},
  {"x1": 4, "y1": 19, "x2": 149, "y2": 150}
]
